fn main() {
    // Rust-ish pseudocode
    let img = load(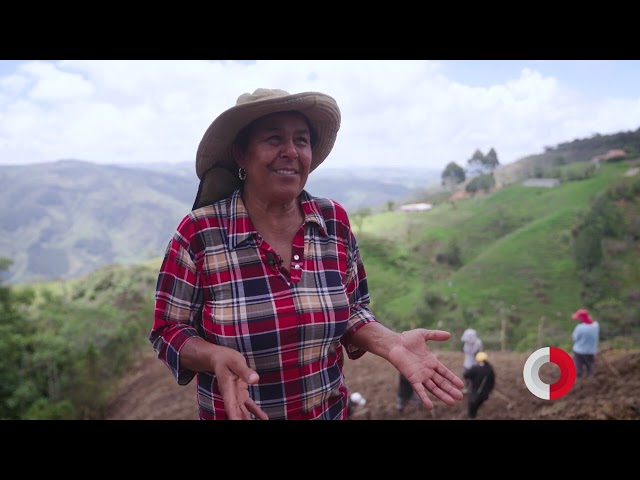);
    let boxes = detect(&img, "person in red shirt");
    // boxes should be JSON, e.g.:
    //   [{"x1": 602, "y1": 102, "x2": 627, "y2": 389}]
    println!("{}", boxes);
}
[{"x1": 150, "y1": 88, "x2": 464, "y2": 420}]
